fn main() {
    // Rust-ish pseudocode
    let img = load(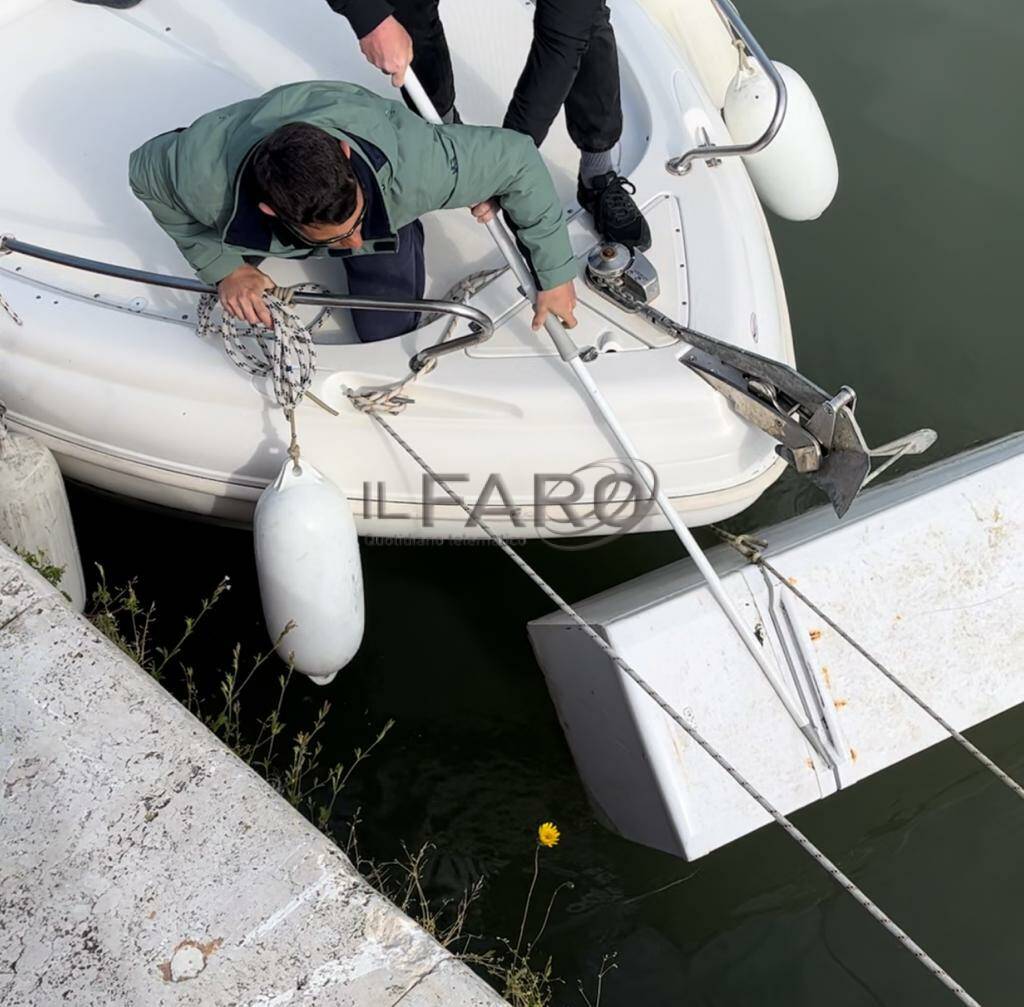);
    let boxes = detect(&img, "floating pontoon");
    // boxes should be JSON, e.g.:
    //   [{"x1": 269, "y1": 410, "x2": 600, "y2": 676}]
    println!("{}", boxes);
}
[{"x1": 529, "y1": 433, "x2": 1024, "y2": 859}]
